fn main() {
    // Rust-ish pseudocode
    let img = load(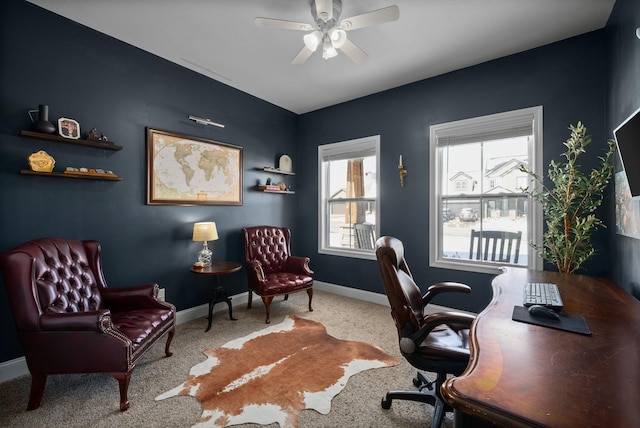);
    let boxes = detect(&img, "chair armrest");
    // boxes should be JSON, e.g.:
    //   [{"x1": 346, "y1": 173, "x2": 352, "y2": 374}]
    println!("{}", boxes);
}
[
  {"x1": 101, "y1": 283, "x2": 174, "y2": 312},
  {"x1": 248, "y1": 259, "x2": 266, "y2": 282},
  {"x1": 286, "y1": 256, "x2": 313, "y2": 275},
  {"x1": 422, "y1": 281, "x2": 471, "y2": 306},
  {"x1": 399, "y1": 311, "x2": 475, "y2": 354},
  {"x1": 40, "y1": 309, "x2": 112, "y2": 332}
]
